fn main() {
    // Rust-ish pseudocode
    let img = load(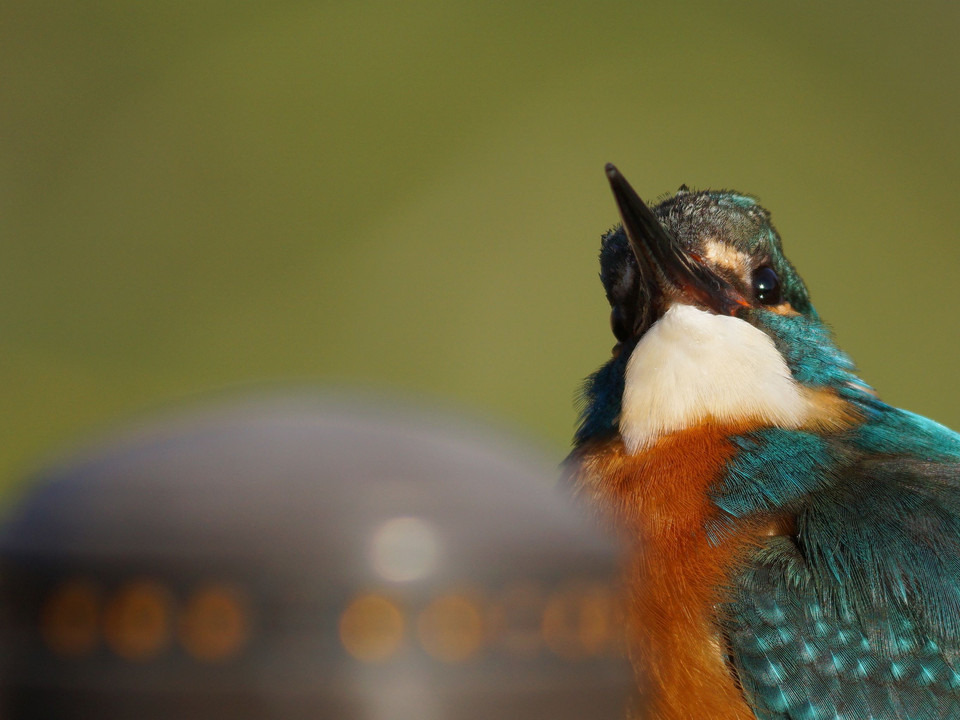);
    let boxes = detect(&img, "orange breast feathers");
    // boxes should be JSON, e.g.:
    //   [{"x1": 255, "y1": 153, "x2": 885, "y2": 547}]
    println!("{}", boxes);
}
[{"x1": 571, "y1": 424, "x2": 778, "y2": 720}]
